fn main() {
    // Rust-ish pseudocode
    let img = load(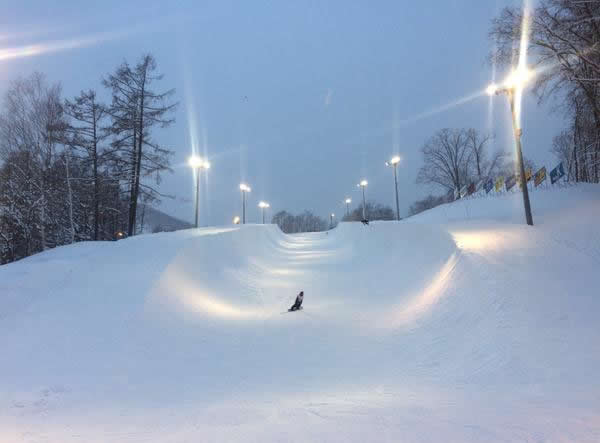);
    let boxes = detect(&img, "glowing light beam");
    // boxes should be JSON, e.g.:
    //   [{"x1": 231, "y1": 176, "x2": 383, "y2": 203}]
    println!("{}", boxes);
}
[{"x1": 514, "y1": 1, "x2": 532, "y2": 127}]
